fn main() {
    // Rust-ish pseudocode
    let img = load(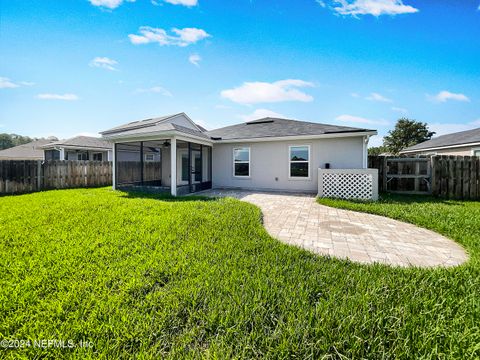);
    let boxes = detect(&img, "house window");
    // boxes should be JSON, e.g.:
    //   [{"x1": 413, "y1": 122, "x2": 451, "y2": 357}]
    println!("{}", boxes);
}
[
  {"x1": 289, "y1": 145, "x2": 310, "y2": 178},
  {"x1": 233, "y1": 147, "x2": 250, "y2": 177},
  {"x1": 144, "y1": 153, "x2": 154, "y2": 162},
  {"x1": 44, "y1": 150, "x2": 60, "y2": 161},
  {"x1": 473, "y1": 149, "x2": 480, "y2": 157},
  {"x1": 77, "y1": 152, "x2": 88, "y2": 160},
  {"x1": 93, "y1": 153, "x2": 103, "y2": 161}
]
